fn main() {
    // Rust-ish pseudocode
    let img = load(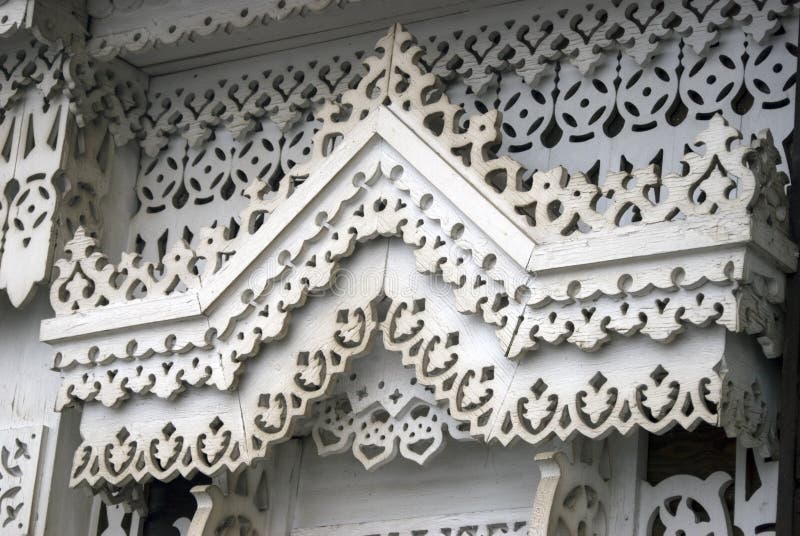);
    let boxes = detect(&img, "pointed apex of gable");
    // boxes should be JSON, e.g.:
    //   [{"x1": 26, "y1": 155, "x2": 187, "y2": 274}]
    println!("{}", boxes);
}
[
  {"x1": 41, "y1": 21, "x2": 798, "y2": 496},
  {"x1": 284, "y1": 24, "x2": 539, "y2": 234}
]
